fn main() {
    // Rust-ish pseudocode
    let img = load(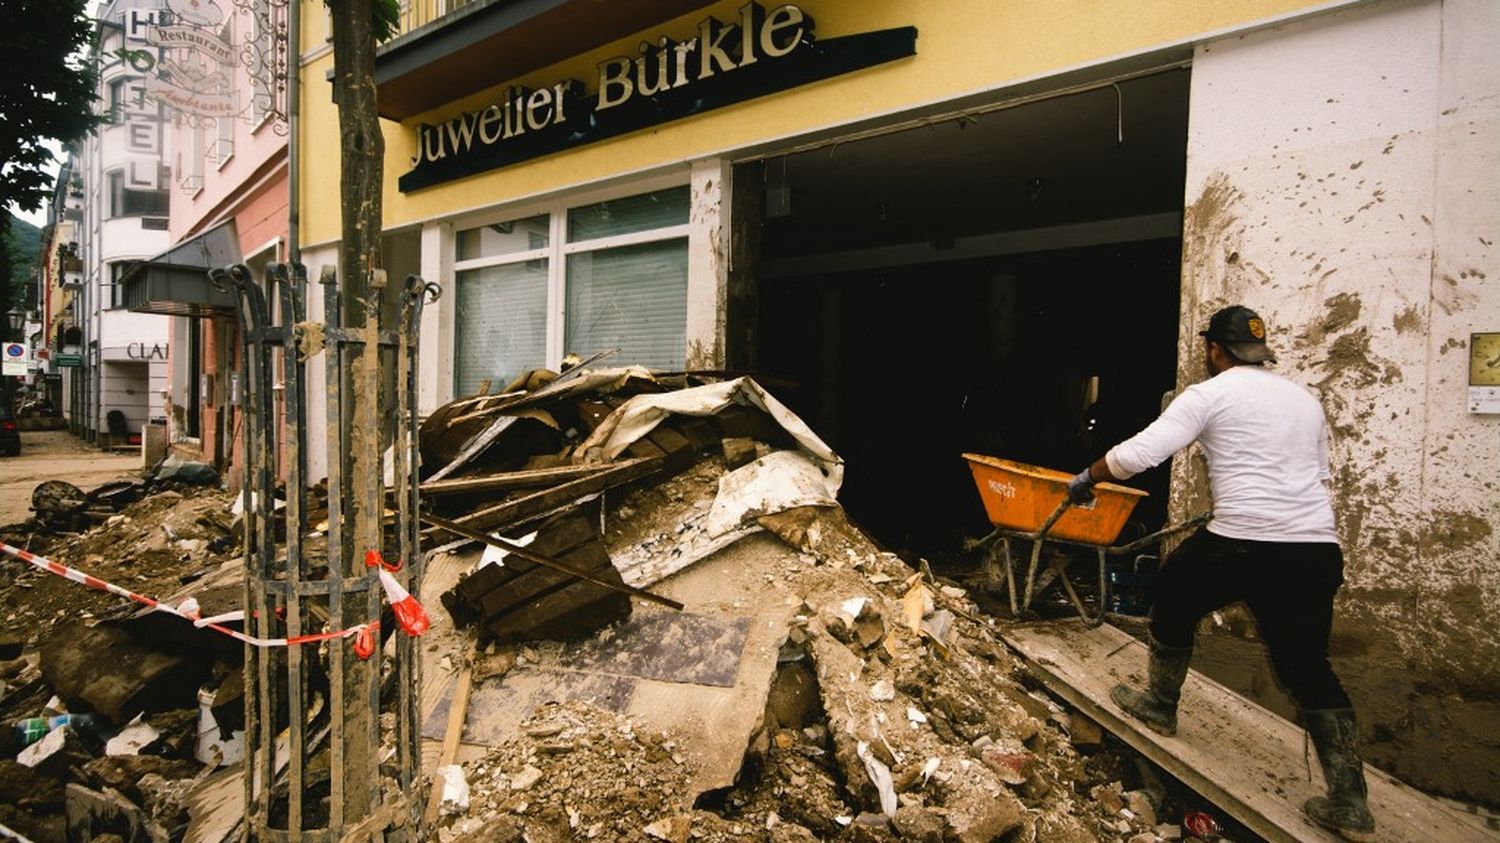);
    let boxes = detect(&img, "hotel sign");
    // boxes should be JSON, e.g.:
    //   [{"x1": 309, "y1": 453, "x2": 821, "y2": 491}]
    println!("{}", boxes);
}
[{"x1": 400, "y1": 3, "x2": 916, "y2": 192}]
